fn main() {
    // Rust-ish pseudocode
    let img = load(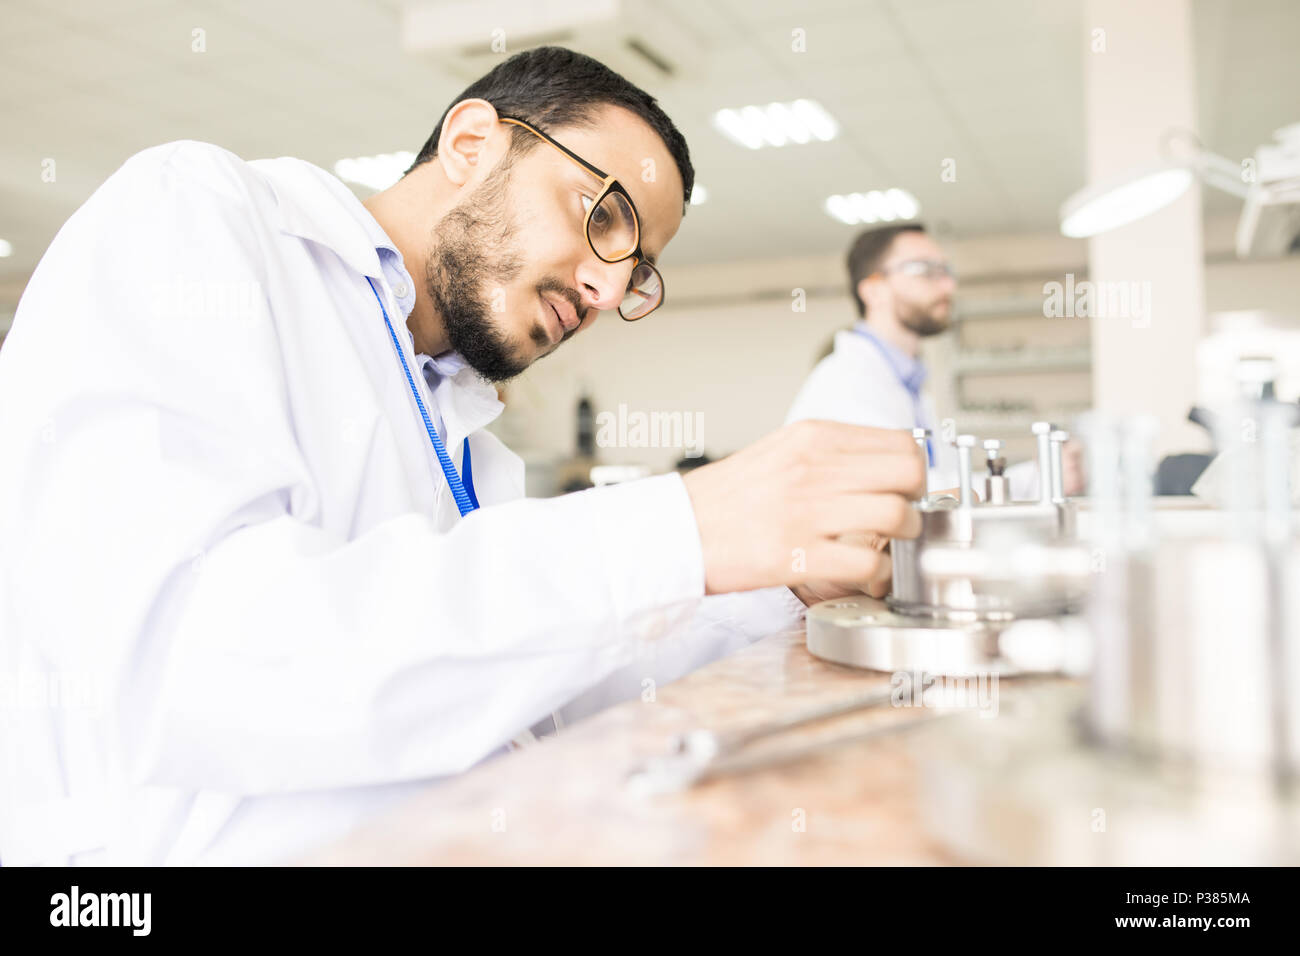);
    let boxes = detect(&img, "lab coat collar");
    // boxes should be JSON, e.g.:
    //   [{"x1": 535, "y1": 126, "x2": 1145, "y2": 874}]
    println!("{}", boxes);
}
[
  {"x1": 249, "y1": 155, "x2": 393, "y2": 280},
  {"x1": 419, "y1": 352, "x2": 505, "y2": 445},
  {"x1": 251, "y1": 155, "x2": 506, "y2": 438}
]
